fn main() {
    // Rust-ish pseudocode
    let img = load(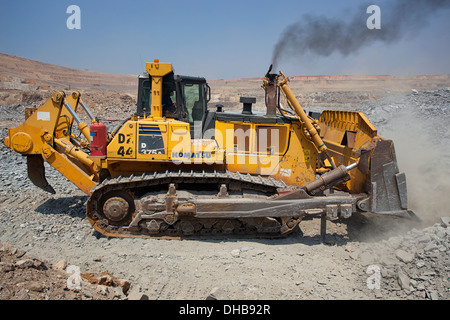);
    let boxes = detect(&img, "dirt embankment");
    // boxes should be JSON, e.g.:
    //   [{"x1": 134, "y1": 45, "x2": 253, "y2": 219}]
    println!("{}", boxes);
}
[
  {"x1": 0, "y1": 53, "x2": 136, "y2": 92},
  {"x1": 0, "y1": 53, "x2": 138, "y2": 121}
]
